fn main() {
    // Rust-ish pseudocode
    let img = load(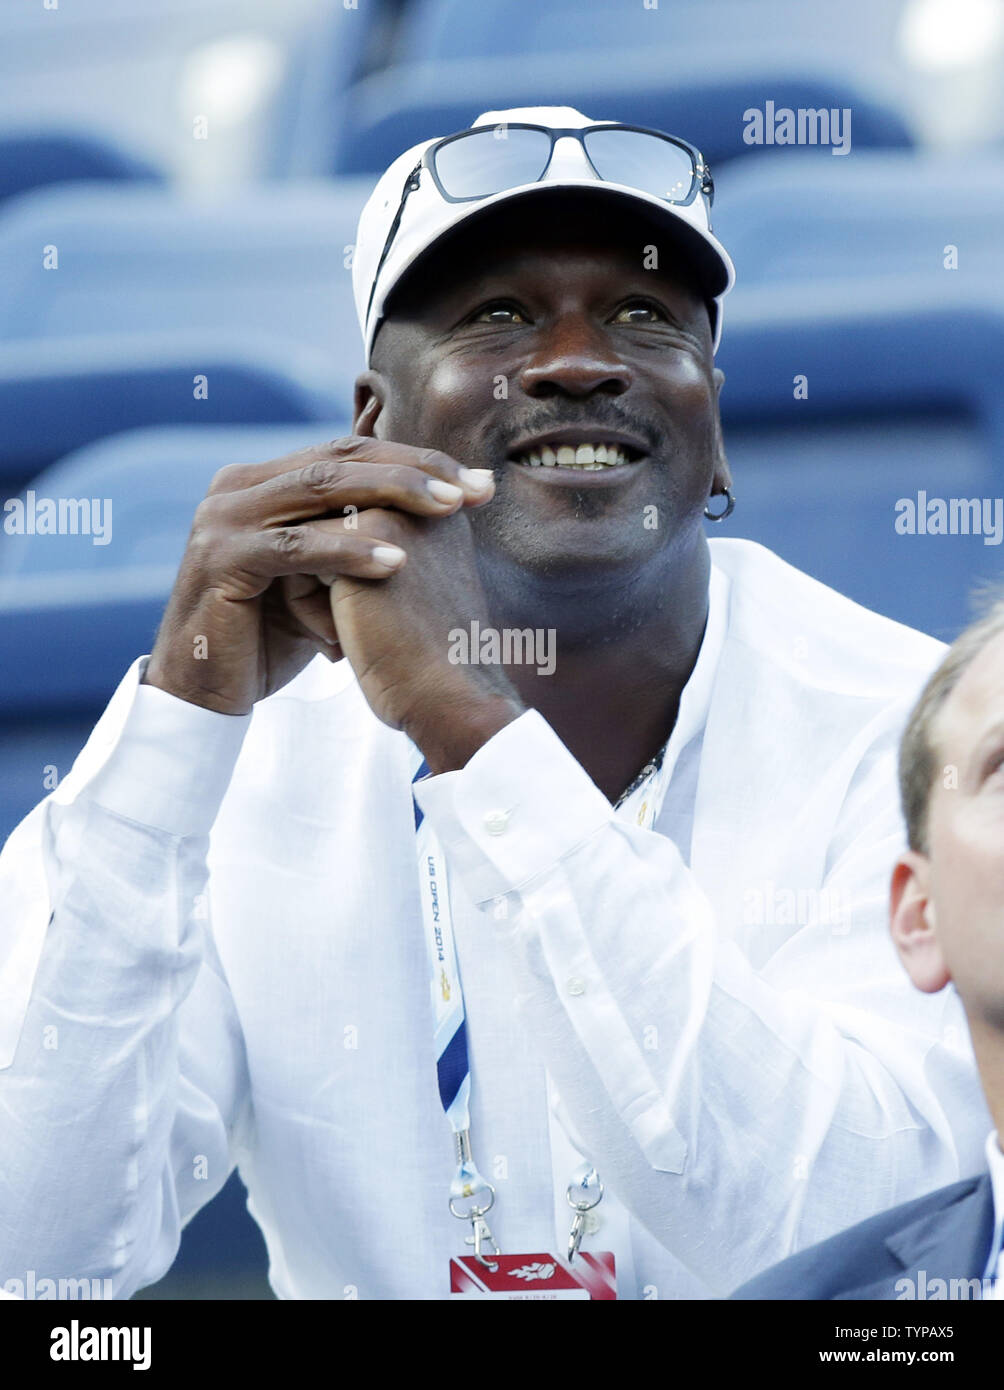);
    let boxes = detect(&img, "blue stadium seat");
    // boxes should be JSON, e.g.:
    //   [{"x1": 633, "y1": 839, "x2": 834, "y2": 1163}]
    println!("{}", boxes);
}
[
  {"x1": 306, "y1": 0, "x2": 913, "y2": 175},
  {"x1": 0, "y1": 179, "x2": 371, "y2": 385},
  {"x1": 714, "y1": 281, "x2": 1004, "y2": 640},
  {"x1": 324, "y1": 60, "x2": 913, "y2": 176},
  {"x1": 713, "y1": 424, "x2": 998, "y2": 643},
  {"x1": 391, "y1": 0, "x2": 906, "y2": 68},
  {"x1": 0, "y1": 334, "x2": 347, "y2": 487},
  {"x1": 0, "y1": 128, "x2": 162, "y2": 206},
  {"x1": 0, "y1": 0, "x2": 353, "y2": 194},
  {"x1": 0, "y1": 422, "x2": 349, "y2": 843},
  {"x1": 265, "y1": 2, "x2": 390, "y2": 177},
  {"x1": 715, "y1": 151, "x2": 1004, "y2": 285},
  {"x1": 0, "y1": 715, "x2": 112, "y2": 850},
  {"x1": 718, "y1": 281, "x2": 1004, "y2": 435},
  {"x1": 0, "y1": 422, "x2": 351, "y2": 581}
]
